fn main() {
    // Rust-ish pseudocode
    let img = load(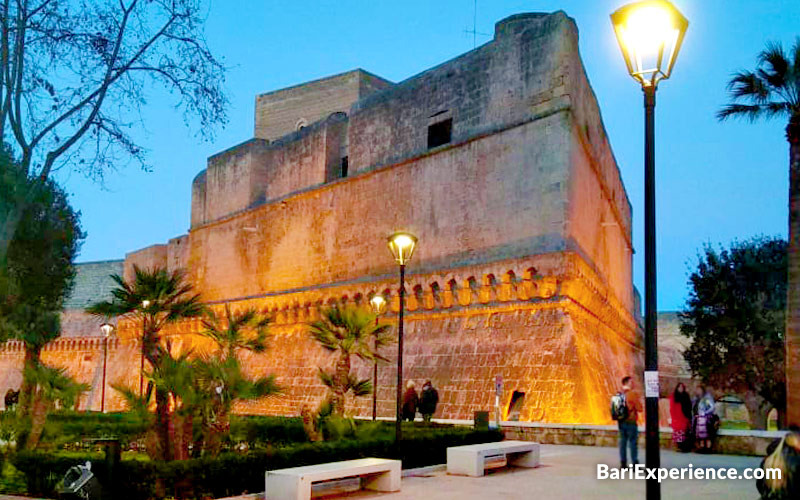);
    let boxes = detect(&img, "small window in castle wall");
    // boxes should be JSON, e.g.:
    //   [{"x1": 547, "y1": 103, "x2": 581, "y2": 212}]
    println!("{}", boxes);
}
[
  {"x1": 427, "y1": 118, "x2": 452, "y2": 149},
  {"x1": 341, "y1": 156, "x2": 349, "y2": 178}
]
